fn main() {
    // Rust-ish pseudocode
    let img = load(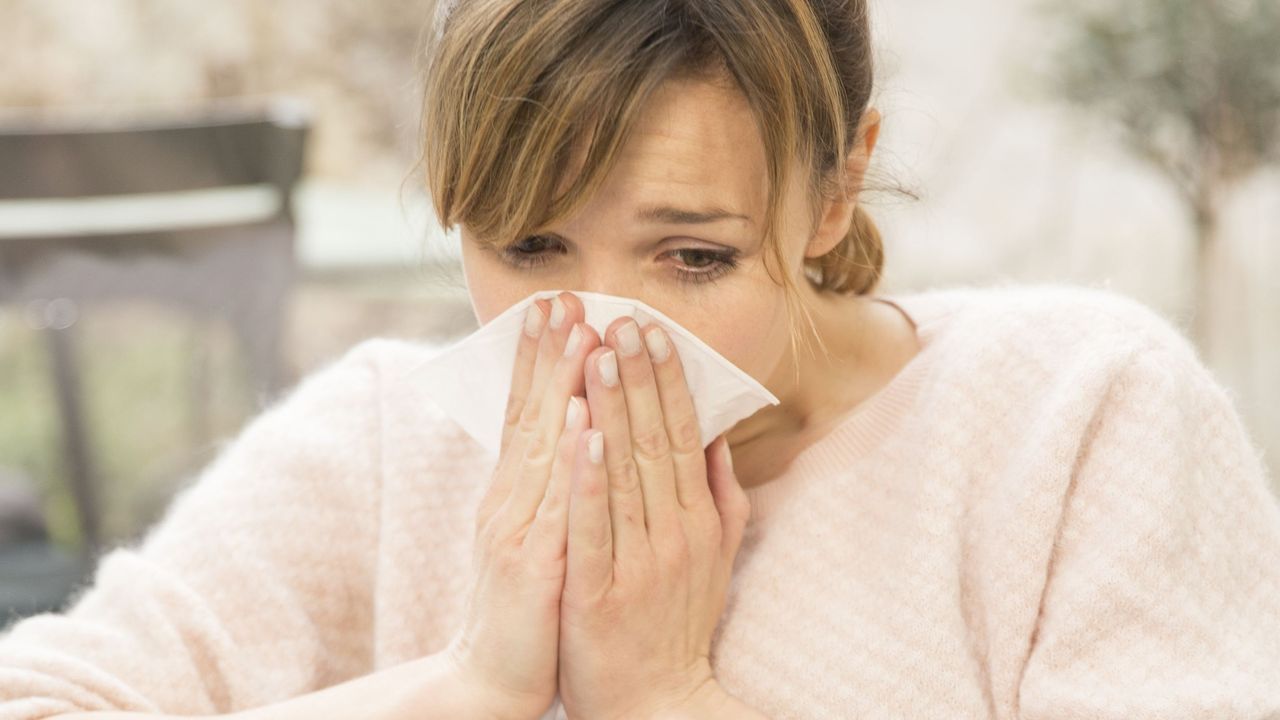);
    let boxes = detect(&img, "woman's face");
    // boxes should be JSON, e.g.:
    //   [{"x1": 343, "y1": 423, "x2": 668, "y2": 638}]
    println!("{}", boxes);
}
[{"x1": 459, "y1": 73, "x2": 839, "y2": 391}]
